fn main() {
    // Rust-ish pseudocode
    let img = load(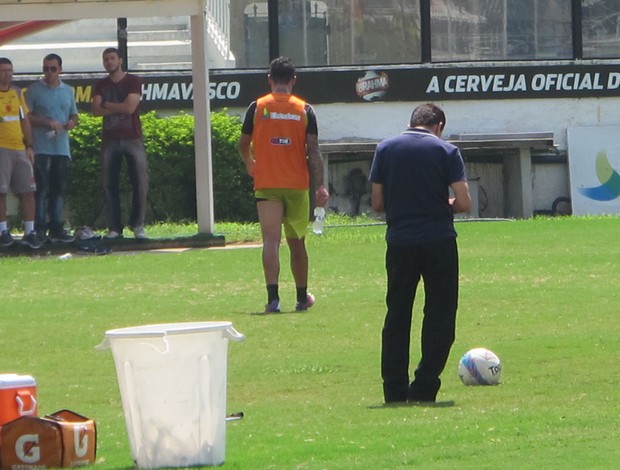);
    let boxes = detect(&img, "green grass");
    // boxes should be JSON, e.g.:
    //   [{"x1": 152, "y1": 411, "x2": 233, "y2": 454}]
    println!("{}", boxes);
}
[{"x1": 1, "y1": 216, "x2": 619, "y2": 469}]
